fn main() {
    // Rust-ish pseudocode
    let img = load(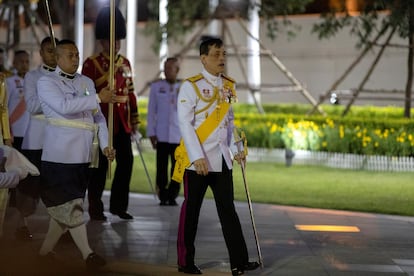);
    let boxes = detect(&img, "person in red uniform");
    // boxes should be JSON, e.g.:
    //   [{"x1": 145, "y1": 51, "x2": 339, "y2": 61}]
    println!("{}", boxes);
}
[{"x1": 82, "y1": 7, "x2": 139, "y2": 221}]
